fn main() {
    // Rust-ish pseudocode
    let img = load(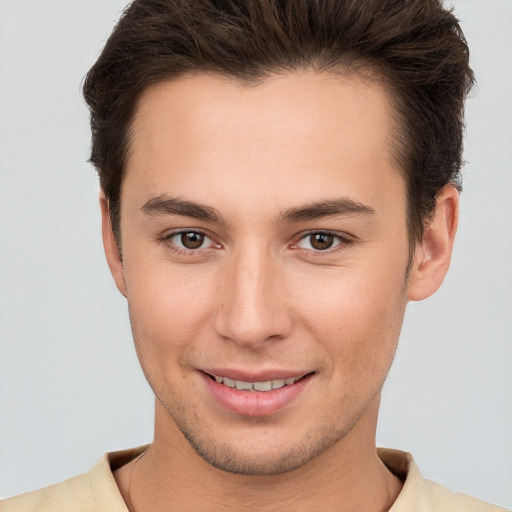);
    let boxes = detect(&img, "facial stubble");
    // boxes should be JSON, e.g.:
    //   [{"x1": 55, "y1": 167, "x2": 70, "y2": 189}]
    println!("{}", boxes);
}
[{"x1": 127, "y1": 250, "x2": 411, "y2": 477}]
